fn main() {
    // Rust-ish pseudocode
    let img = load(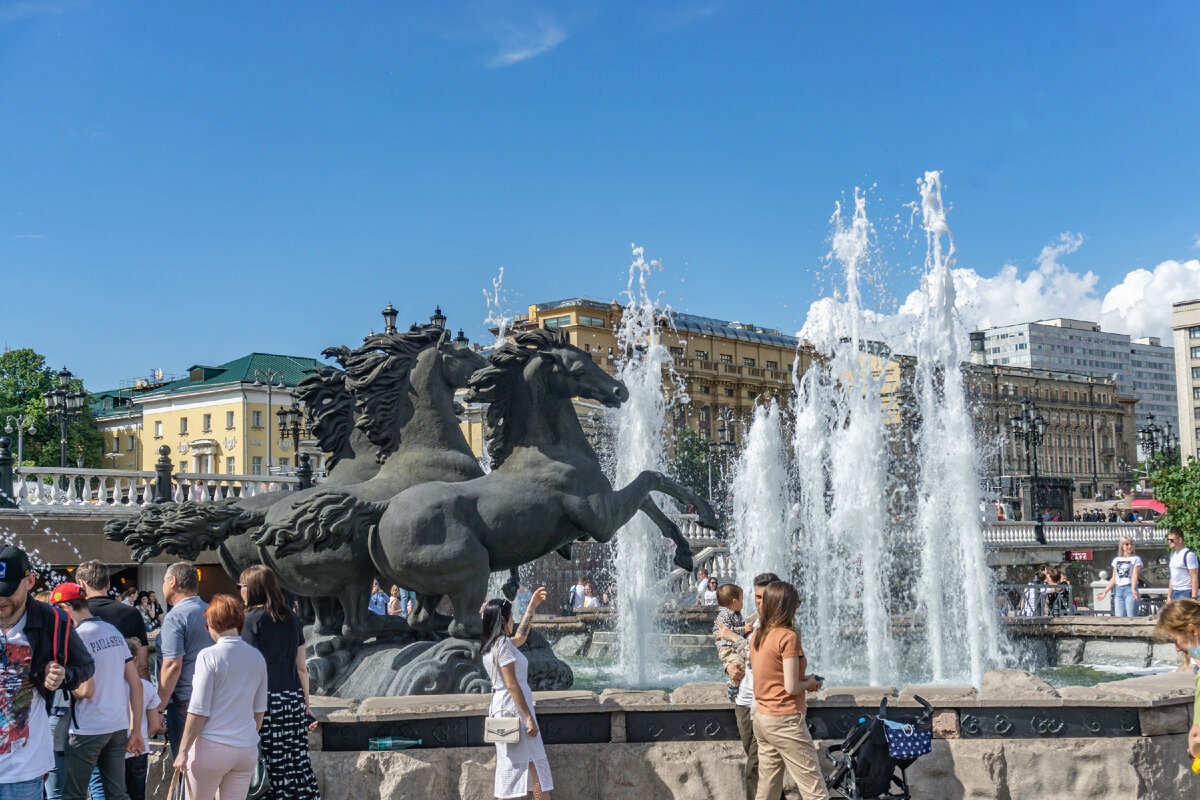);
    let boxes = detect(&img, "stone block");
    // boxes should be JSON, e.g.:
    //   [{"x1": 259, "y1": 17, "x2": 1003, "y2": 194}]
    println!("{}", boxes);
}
[
  {"x1": 813, "y1": 685, "x2": 898, "y2": 707},
  {"x1": 1139, "y1": 704, "x2": 1192, "y2": 736},
  {"x1": 1150, "y1": 642, "x2": 1187, "y2": 667},
  {"x1": 1057, "y1": 637, "x2": 1085, "y2": 665},
  {"x1": 931, "y1": 709, "x2": 959, "y2": 739},
  {"x1": 1082, "y1": 639, "x2": 1150, "y2": 667},
  {"x1": 896, "y1": 684, "x2": 978, "y2": 707},
  {"x1": 671, "y1": 682, "x2": 735, "y2": 708},
  {"x1": 311, "y1": 695, "x2": 359, "y2": 724},
  {"x1": 551, "y1": 632, "x2": 590, "y2": 657},
  {"x1": 1057, "y1": 684, "x2": 1145, "y2": 706},
  {"x1": 356, "y1": 694, "x2": 489, "y2": 721},
  {"x1": 979, "y1": 669, "x2": 1060, "y2": 707},
  {"x1": 591, "y1": 630, "x2": 618, "y2": 644},
  {"x1": 599, "y1": 688, "x2": 670, "y2": 707},
  {"x1": 1098, "y1": 670, "x2": 1198, "y2": 706},
  {"x1": 532, "y1": 689, "x2": 601, "y2": 712}
]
